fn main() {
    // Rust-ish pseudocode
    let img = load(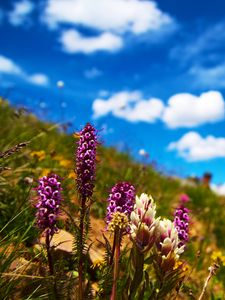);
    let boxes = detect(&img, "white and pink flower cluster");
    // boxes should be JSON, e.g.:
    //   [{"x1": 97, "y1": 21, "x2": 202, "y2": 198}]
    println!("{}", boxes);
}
[{"x1": 130, "y1": 193, "x2": 188, "y2": 264}]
